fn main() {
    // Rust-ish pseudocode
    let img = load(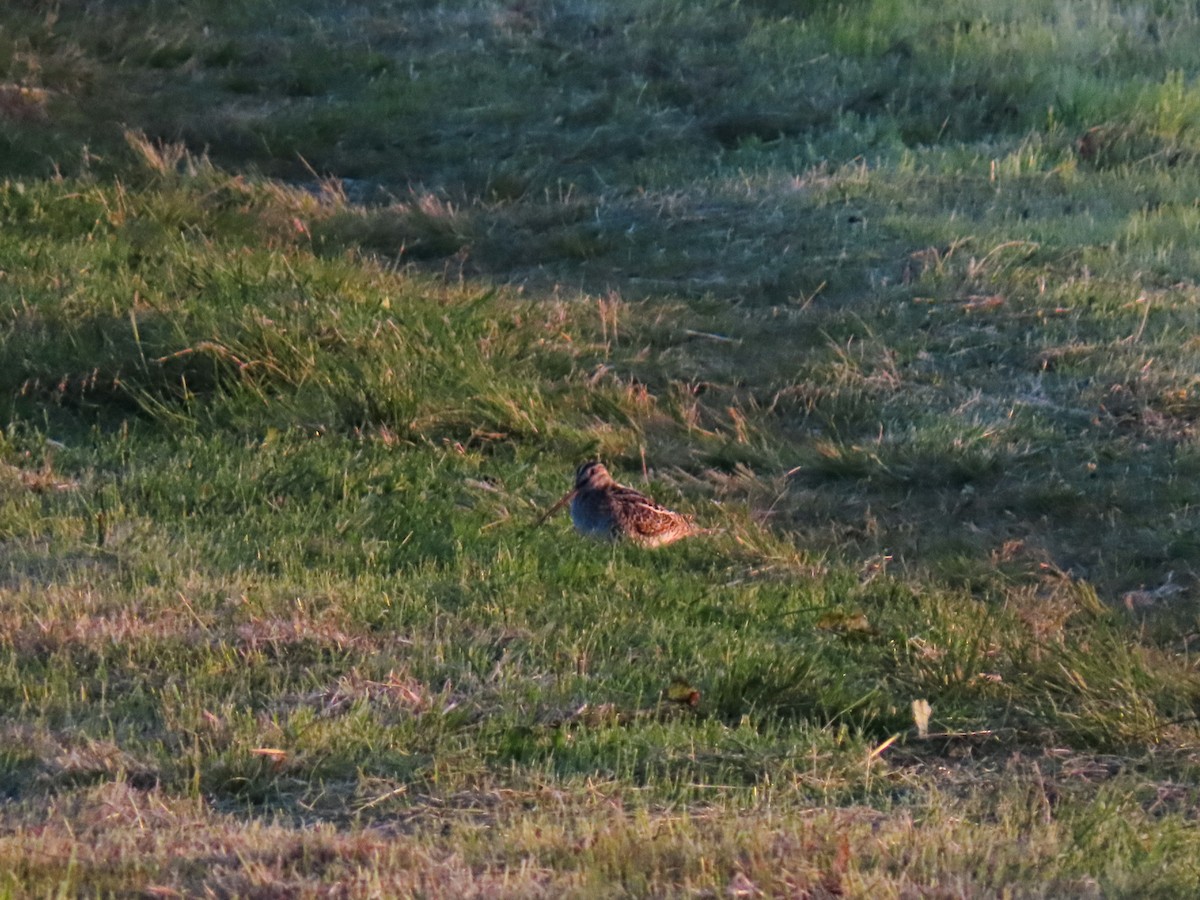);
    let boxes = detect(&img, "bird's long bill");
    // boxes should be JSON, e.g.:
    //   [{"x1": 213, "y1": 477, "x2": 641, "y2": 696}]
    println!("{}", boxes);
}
[{"x1": 533, "y1": 489, "x2": 575, "y2": 527}]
